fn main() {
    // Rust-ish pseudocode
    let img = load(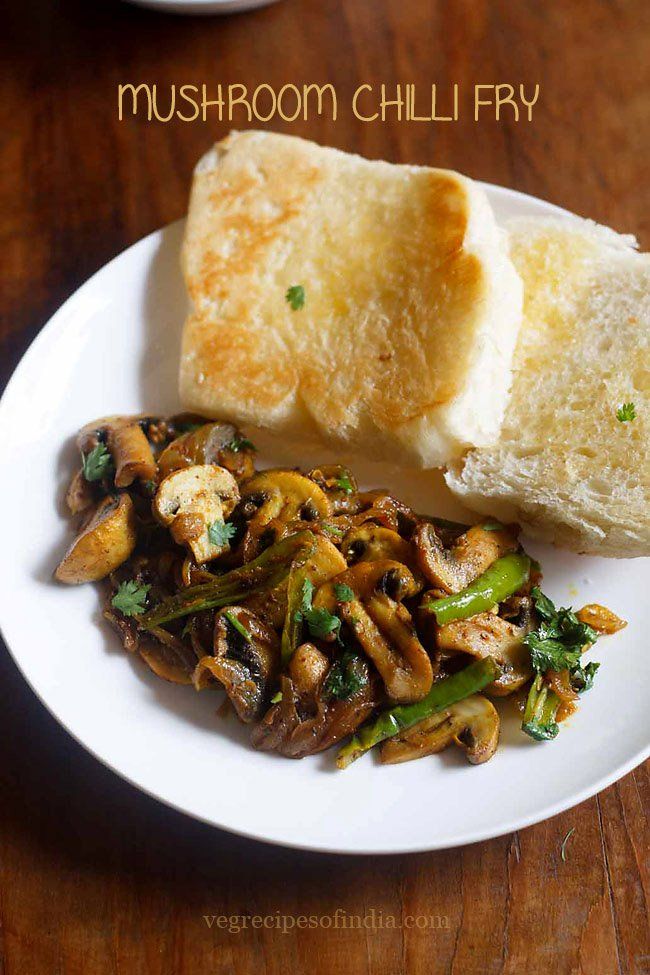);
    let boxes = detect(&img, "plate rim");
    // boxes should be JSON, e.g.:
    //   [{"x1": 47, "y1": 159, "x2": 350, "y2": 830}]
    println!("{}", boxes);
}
[{"x1": 1, "y1": 182, "x2": 647, "y2": 855}]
